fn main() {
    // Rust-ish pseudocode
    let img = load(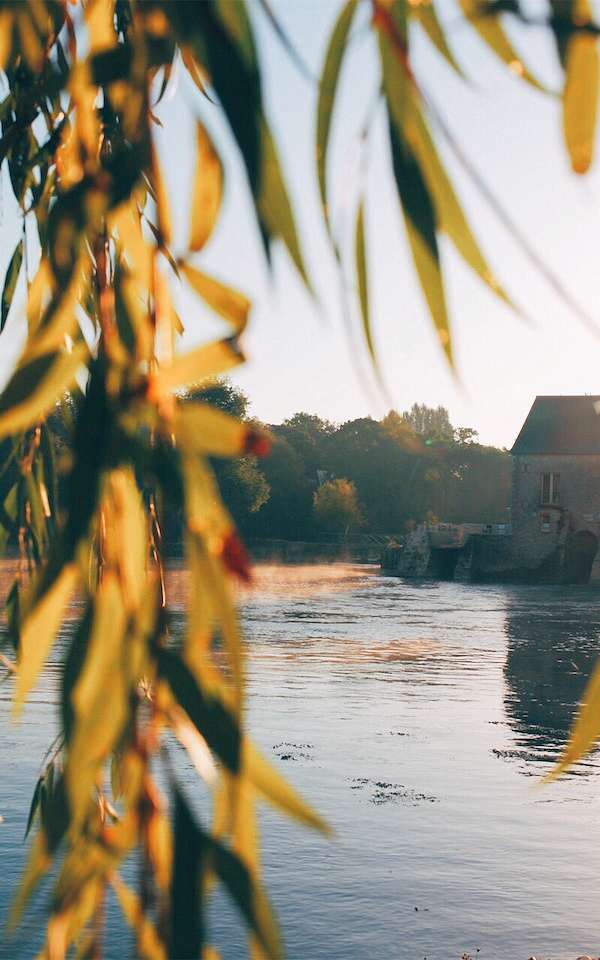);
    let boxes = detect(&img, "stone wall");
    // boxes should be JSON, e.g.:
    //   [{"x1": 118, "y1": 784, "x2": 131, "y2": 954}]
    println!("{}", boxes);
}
[{"x1": 511, "y1": 454, "x2": 600, "y2": 570}]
